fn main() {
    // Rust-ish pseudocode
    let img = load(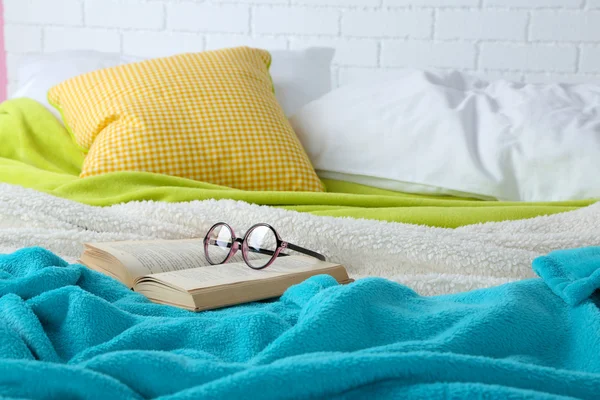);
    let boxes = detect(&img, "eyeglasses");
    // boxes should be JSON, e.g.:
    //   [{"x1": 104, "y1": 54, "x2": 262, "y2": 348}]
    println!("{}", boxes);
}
[{"x1": 203, "y1": 222, "x2": 326, "y2": 270}]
